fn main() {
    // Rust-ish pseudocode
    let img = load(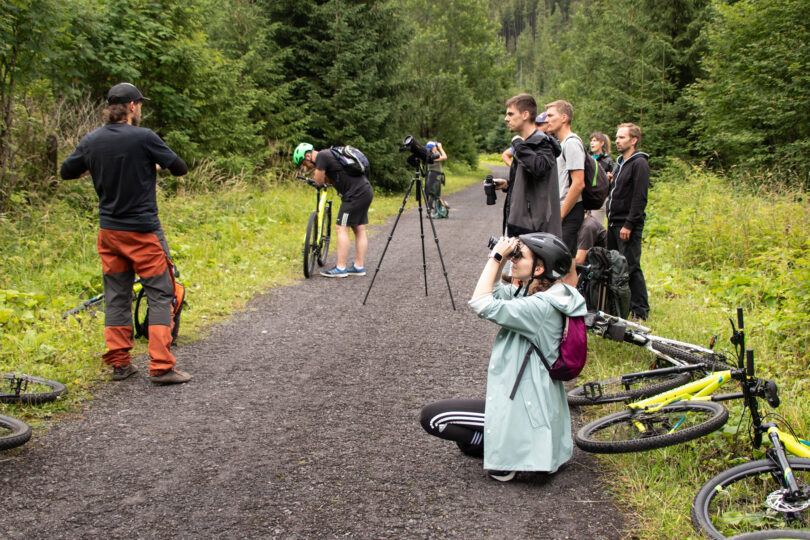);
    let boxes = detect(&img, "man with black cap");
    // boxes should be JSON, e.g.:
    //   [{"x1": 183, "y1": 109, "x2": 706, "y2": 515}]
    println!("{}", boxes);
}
[{"x1": 60, "y1": 82, "x2": 192, "y2": 385}]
